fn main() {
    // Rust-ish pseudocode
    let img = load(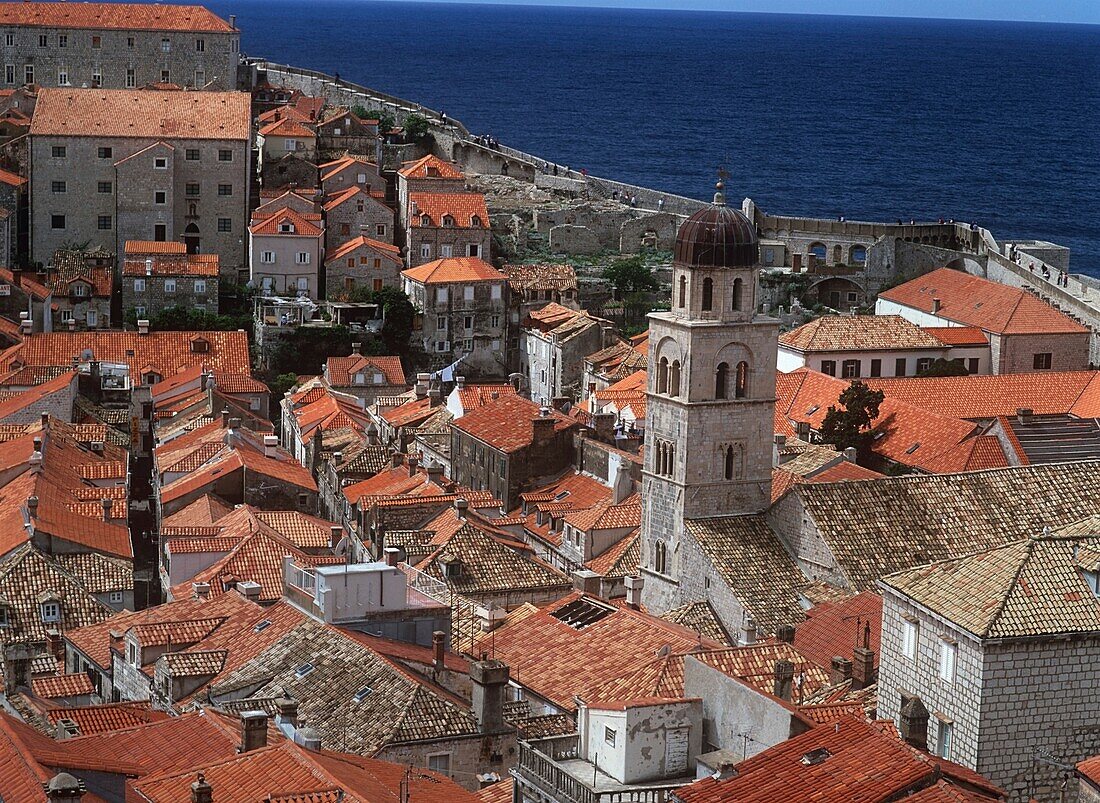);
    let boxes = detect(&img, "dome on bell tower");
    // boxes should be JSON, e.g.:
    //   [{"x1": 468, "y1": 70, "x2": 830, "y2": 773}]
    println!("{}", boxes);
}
[{"x1": 674, "y1": 180, "x2": 758, "y2": 269}]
